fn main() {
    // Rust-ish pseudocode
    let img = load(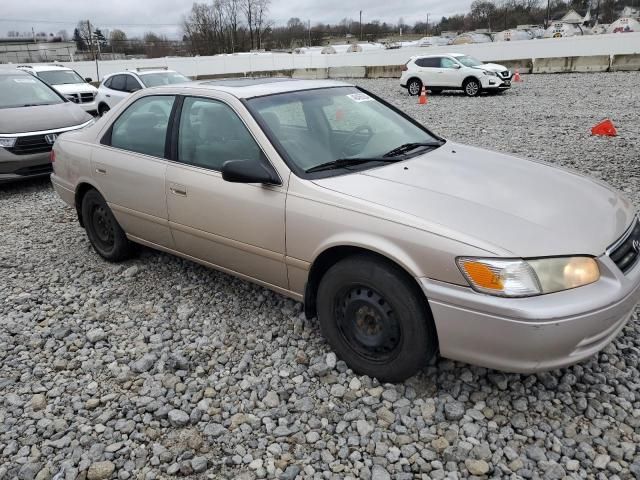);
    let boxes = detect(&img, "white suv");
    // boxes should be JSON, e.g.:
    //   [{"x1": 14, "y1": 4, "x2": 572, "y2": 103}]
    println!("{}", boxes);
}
[
  {"x1": 95, "y1": 67, "x2": 190, "y2": 115},
  {"x1": 400, "y1": 53, "x2": 512, "y2": 97},
  {"x1": 18, "y1": 64, "x2": 99, "y2": 114}
]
